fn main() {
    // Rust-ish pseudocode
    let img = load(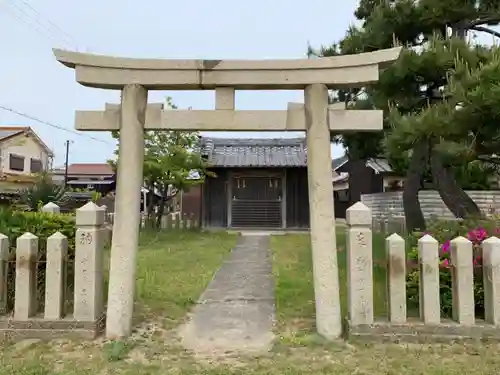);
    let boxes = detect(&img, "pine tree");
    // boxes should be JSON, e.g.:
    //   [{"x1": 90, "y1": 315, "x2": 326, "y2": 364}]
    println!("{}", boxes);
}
[{"x1": 311, "y1": 0, "x2": 500, "y2": 231}]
